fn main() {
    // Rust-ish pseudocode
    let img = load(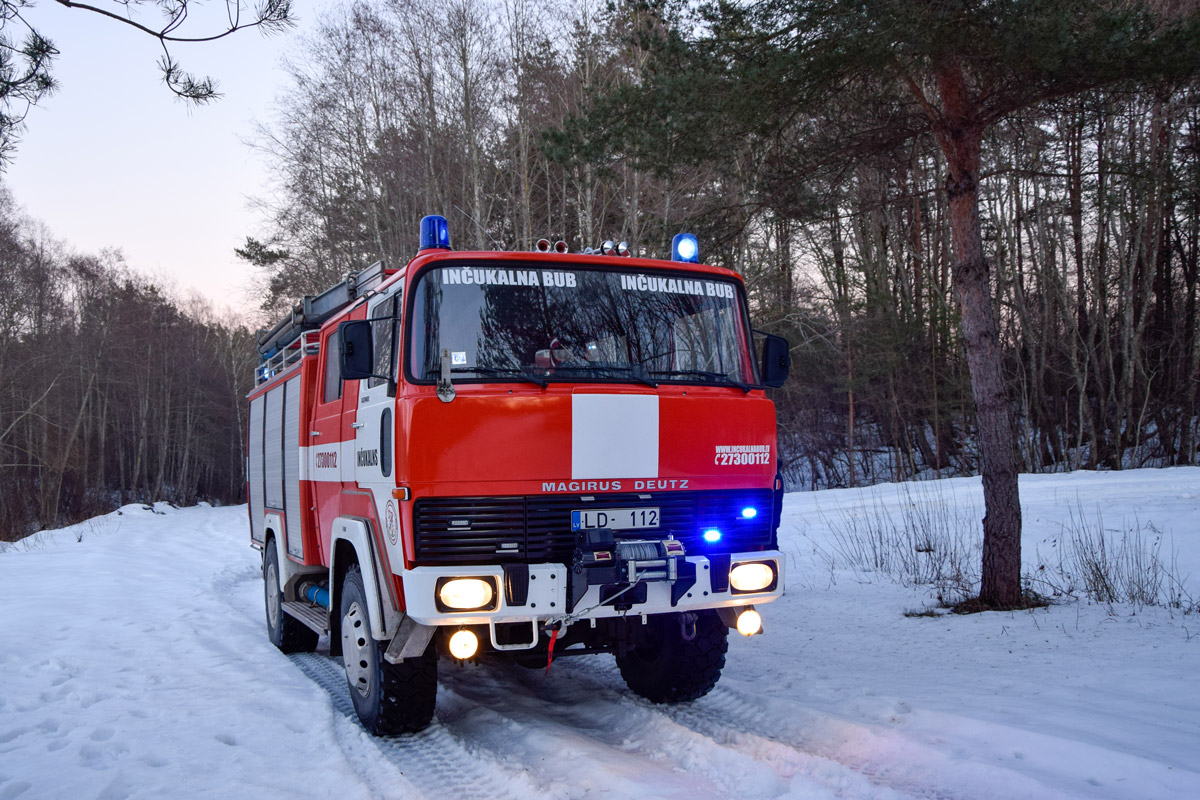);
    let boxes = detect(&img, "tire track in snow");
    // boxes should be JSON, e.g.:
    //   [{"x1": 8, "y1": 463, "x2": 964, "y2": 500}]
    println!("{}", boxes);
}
[
  {"x1": 296, "y1": 649, "x2": 860, "y2": 799},
  {"x1": 289, "y1": 652, "x2": 537, "y2": 800},
  {"x1": 563, "y1": 658, "x2": 1073, "y2": 800},
  {"x1": 559, "y1": 658, "x2": 961, "y2": 800},
  {"x1": 437, "y1": 657, "x2": 934, "y2": 800},
  {"x1": 292, "y1": 647, "x2": 968, "y2": 800},
  {"x1": 436, "y1": 661, "x2": 794, "y2": 800}
]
